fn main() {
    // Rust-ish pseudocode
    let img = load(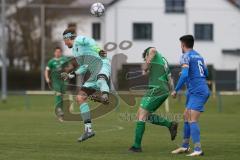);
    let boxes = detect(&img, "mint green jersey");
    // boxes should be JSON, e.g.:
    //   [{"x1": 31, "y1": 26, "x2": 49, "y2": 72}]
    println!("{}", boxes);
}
[
  {"x1": 72, "y1": 35, "x2": 102, "y2": 83},
  {"x1": 75, "y1": 57, "x2": 111, "y2": 78},
  {"x1": 72, "y1": 35, "x2": 100, "y2": 58},
  {"x1": 75, "y1": 64, "x2": 88, "y2": 75},
  {"x1": 99, "y1": 57, "x2": 111, "y2": 78}
]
